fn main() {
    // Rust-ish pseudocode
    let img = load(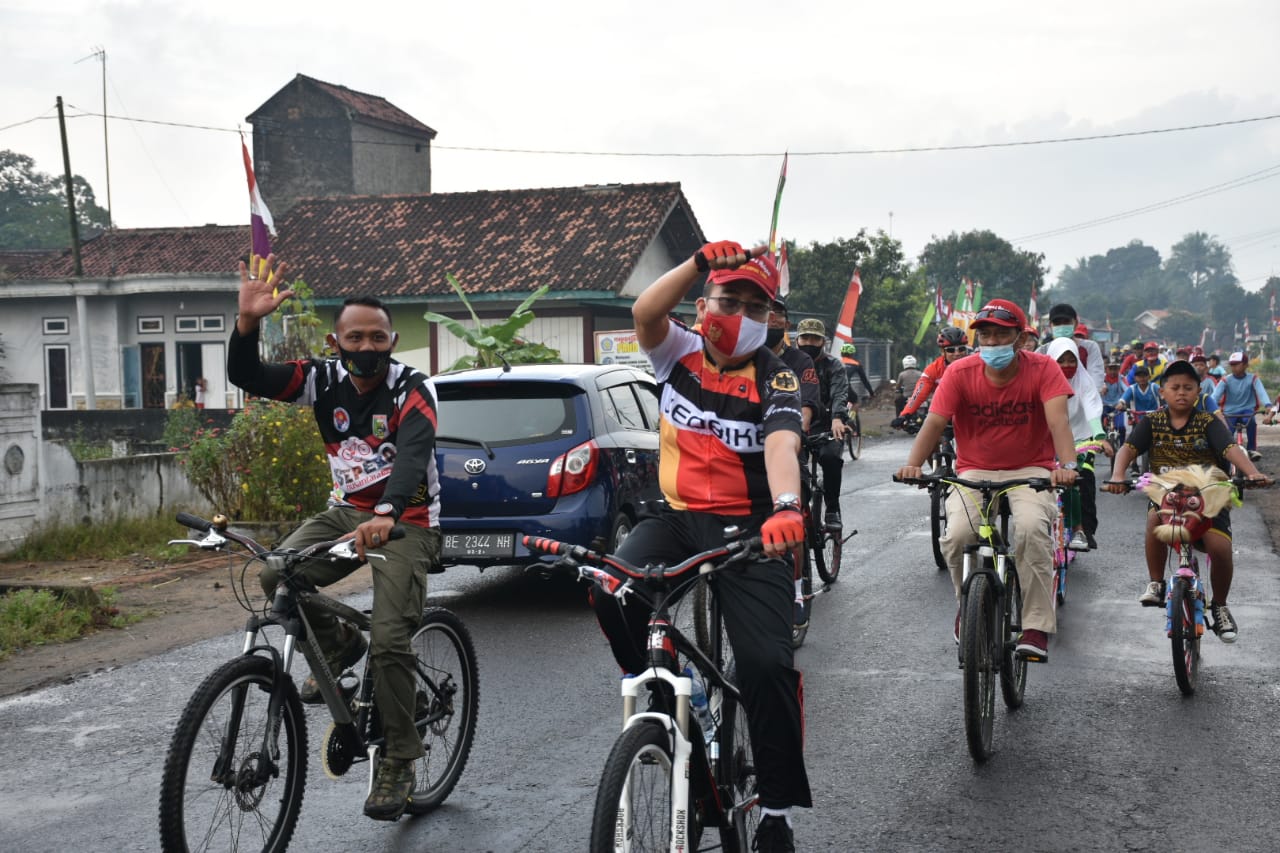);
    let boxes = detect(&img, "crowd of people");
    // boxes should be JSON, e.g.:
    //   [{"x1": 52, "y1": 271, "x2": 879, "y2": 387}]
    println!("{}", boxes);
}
[{"x1": 229, "y1": 243, "x2": 1274, "y2": 849}]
